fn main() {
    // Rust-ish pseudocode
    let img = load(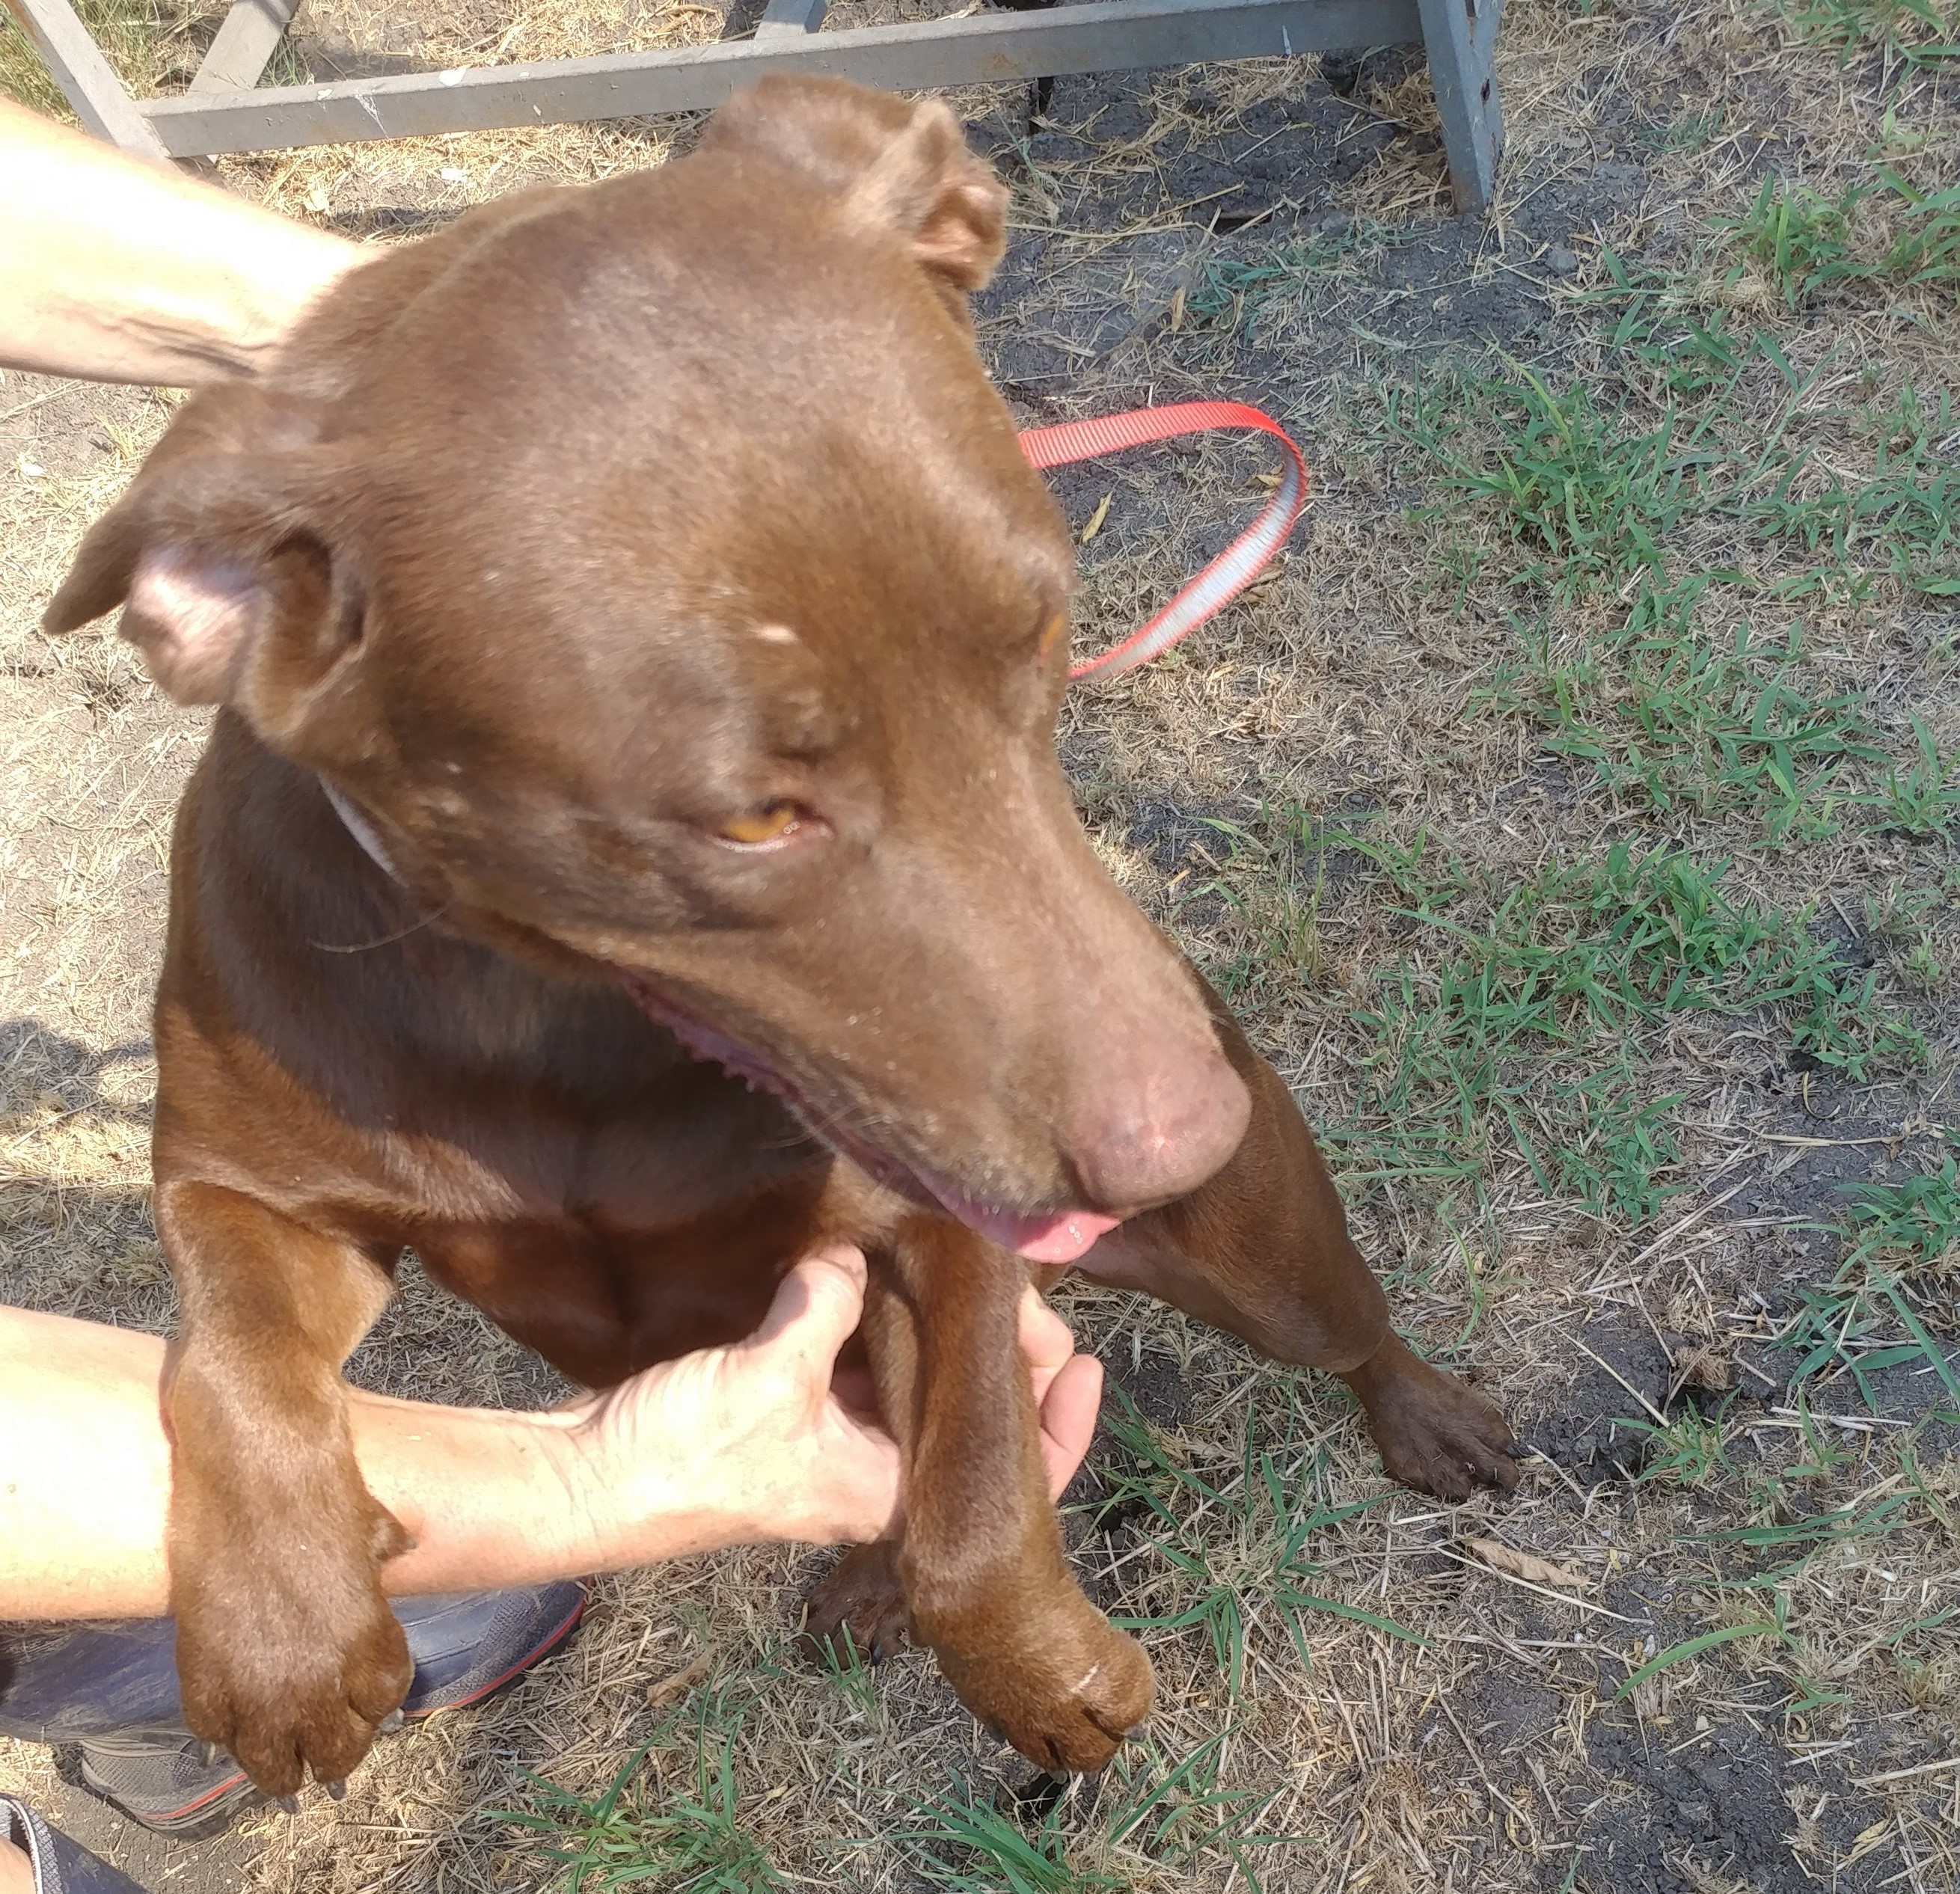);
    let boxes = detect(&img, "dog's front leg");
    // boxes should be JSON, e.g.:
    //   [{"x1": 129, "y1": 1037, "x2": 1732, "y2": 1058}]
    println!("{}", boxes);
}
[
  {"x1": 1086, "y1": 973, "x2": 1519, "y2": 1500},
  {"x1": 812, "y1": 1216, "x2": 1151, "y2": 1773},
  {"x1": 156, "y1": 1180, "x2": 409, "y2": 1795}
]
